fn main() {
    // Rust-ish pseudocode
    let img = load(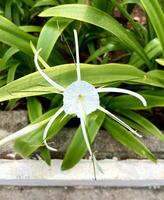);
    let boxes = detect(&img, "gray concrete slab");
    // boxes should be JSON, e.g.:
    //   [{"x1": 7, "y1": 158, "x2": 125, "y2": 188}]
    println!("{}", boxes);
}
[{"x1": 0, "y1": 186, "x2": 163, "y2": 200}]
